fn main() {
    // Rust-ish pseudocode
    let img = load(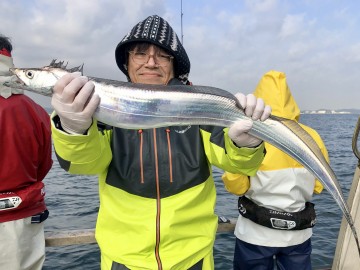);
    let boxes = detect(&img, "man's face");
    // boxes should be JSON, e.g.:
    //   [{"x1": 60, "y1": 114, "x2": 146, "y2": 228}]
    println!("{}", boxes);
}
[{"x1": 127, "y1": 45, "x2": 174, "y2": 85}]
